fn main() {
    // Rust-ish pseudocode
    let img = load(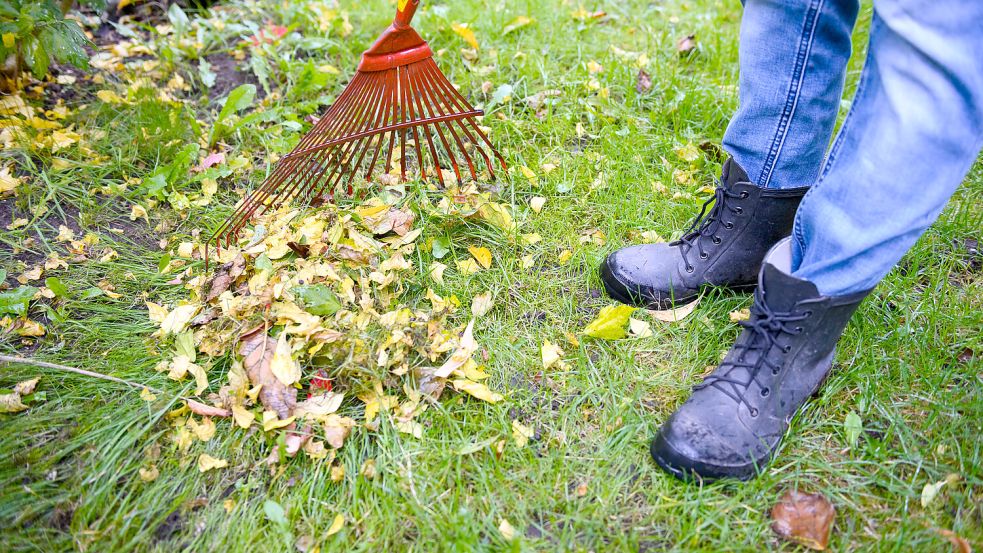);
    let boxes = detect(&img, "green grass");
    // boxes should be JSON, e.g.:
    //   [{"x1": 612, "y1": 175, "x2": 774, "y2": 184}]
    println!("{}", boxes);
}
[{"x1": 1, "y1": 0, "x2": 981, "y2": 551}]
